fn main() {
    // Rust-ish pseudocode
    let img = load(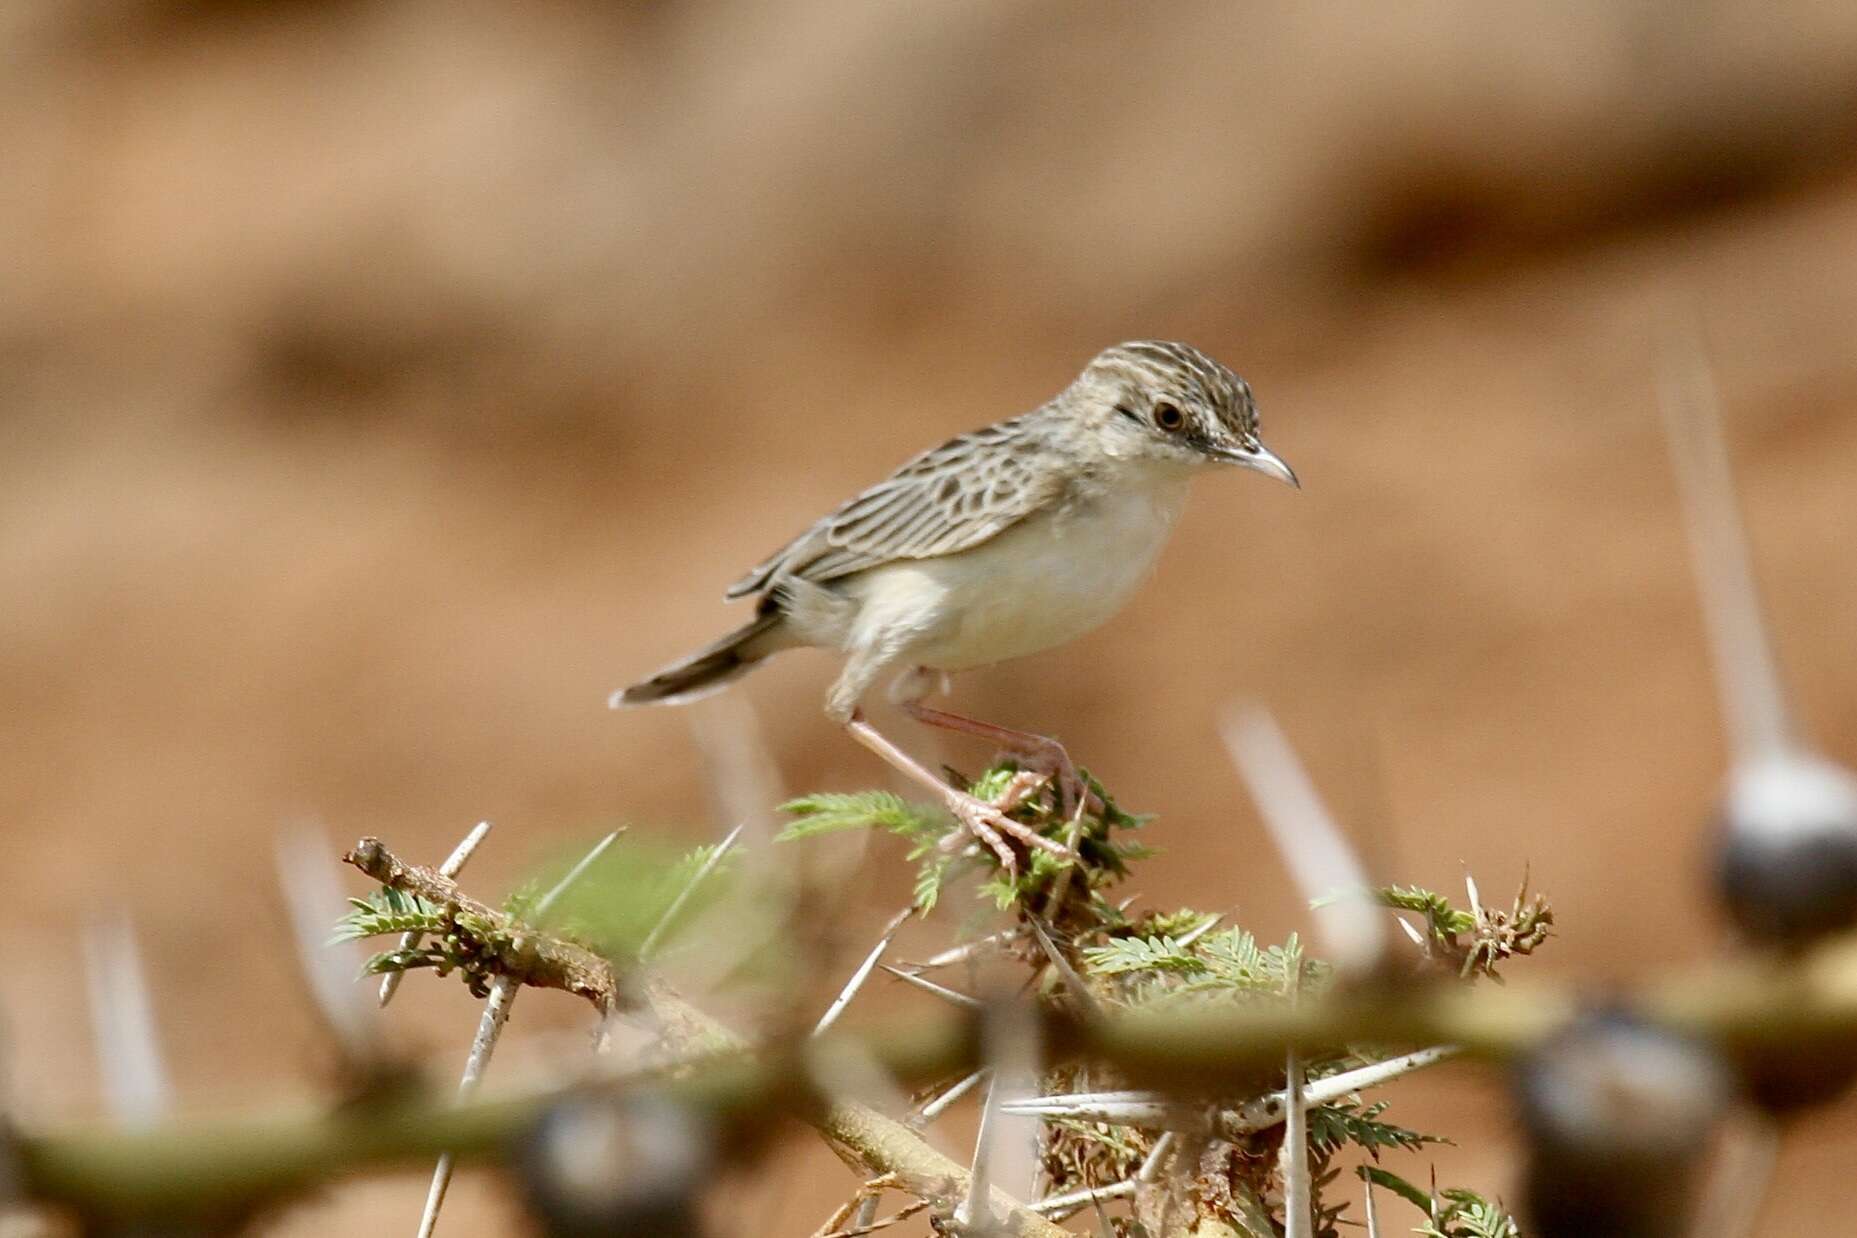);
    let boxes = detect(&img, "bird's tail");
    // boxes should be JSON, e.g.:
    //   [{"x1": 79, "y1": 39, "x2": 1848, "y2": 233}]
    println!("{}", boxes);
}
[{"x1": 610, "y1": 612, "x2": 785, "y2": 708}]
